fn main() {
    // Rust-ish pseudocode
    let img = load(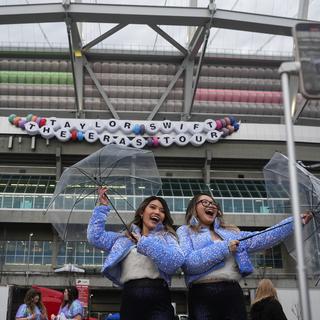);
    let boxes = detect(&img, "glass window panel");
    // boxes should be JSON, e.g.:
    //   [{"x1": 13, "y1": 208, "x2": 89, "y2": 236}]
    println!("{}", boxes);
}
[
  {"x1": 162, "y1": 189, "x2": 173, "y2": 196},
  {"x1": 172, "y1": 189, "x2": 183, "y2": 196},
  {"x1": 222, "y1": 199, "x2": 233, "y2": 212},
  {"x1": 230, "y1": 190, "x2": 241, "y2": 197},
  {"x1": 227, "y1": 183, "x2": 238, "y2": 190},
  {"x1": 3, "y1": 196, "x2": 13, "y2": 208},
  {"x1": 34, "y1": 196, "x2": 44, "y2": 209},
  {"x1": 23, "y1": 197, "x2": 34, "y2": 209},
  {"x1": 233, "y1": 199, "x2": 243, "y2": 213},
  {"x1": 237, "y1": 184, "x2": 247, "y2": 190},
  {"x1": 221, "y1": 190, "x2": 231, "y2": 197},
  {"x1": 166, "y1": 198, "x2": 174, "y2": 212},
  {"x1": 240, "y1": 191, "x2": 251, "y2": 197},
  {"x1": 250, "y1": 192, "x2": 261, "y2": 198},
  {"x1": 211, "y1": 190, "x2": 221, "y2": 197},
  {"x1": 174, "y1": 198, "x2": 184, "y2": 212},
  {"x1": 182, "y1": 189, "x2": 193, "y2": 196},
  {"x1": 243, "y1": 199, "x2": 254, "y2": 213},
  {"x1": 171, "y1": 183, "x2": 180, "y2": 189},
  {"x1": 246, "y1": 185, "x2": 257, "y2": 191},
  {"x1": 254, "y1": 200, "x2": 264, "y2": 213}
]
